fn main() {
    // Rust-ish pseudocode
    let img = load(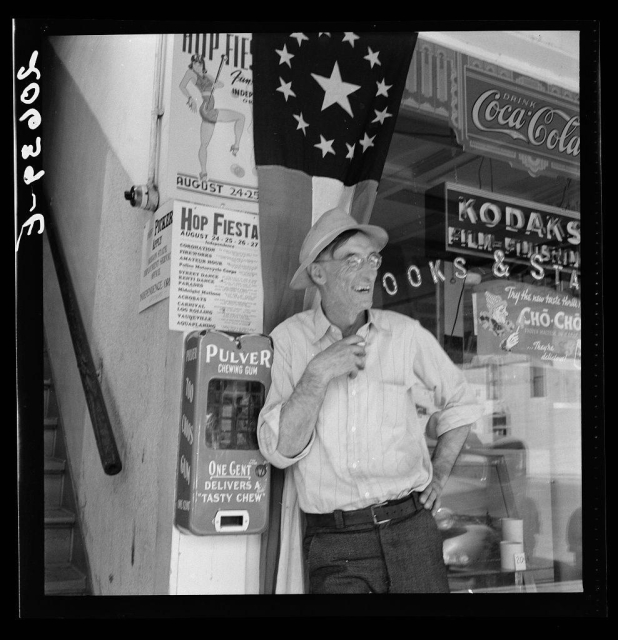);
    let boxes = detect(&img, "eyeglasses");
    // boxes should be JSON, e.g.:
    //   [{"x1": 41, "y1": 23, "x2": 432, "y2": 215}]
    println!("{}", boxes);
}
[{"x1": 316, "y1": 252, "x2": 382, "y2": 271}]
